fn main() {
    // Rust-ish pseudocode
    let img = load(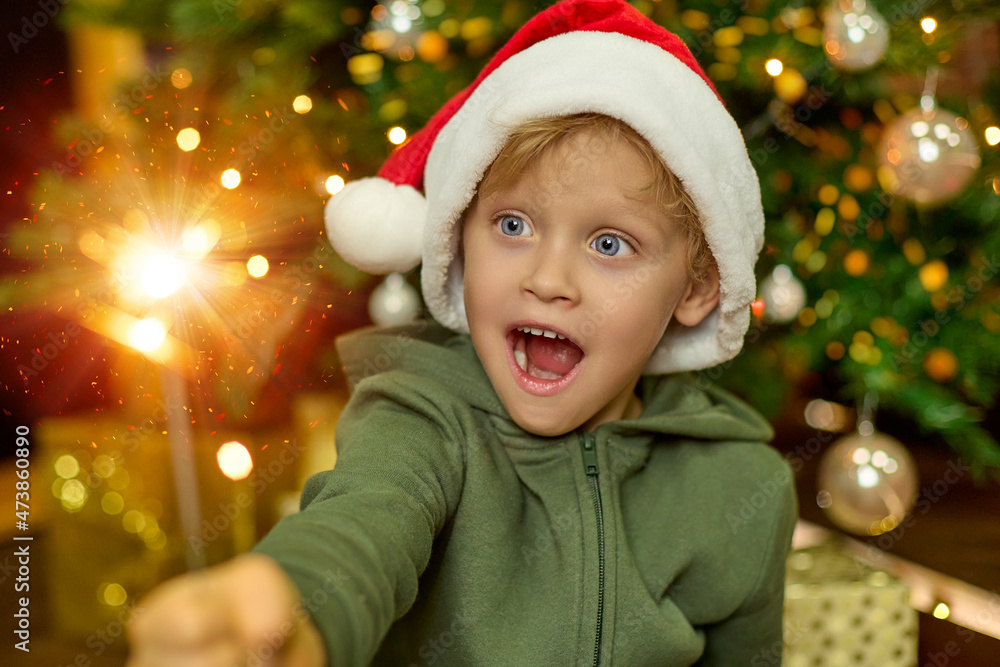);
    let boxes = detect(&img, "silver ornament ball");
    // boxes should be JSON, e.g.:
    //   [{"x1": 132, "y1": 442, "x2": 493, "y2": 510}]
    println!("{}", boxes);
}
[{"x1": 369, "y1": 273, "x2": 421, "y2": 327}]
